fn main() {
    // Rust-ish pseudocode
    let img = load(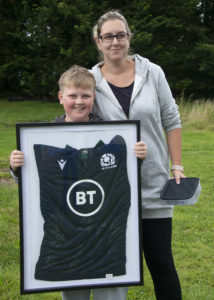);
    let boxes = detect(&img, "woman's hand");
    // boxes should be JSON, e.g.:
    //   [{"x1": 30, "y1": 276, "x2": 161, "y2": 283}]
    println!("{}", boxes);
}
[
  {"x1": 134, "y1": 141, "x2": 147, "y2": 160},
  {"x1": 171, "y1": 169, "x2": 186, "y2": 184},
  {"x1": 10, "y1": 150, "x2": 24, "y2": 171}
]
